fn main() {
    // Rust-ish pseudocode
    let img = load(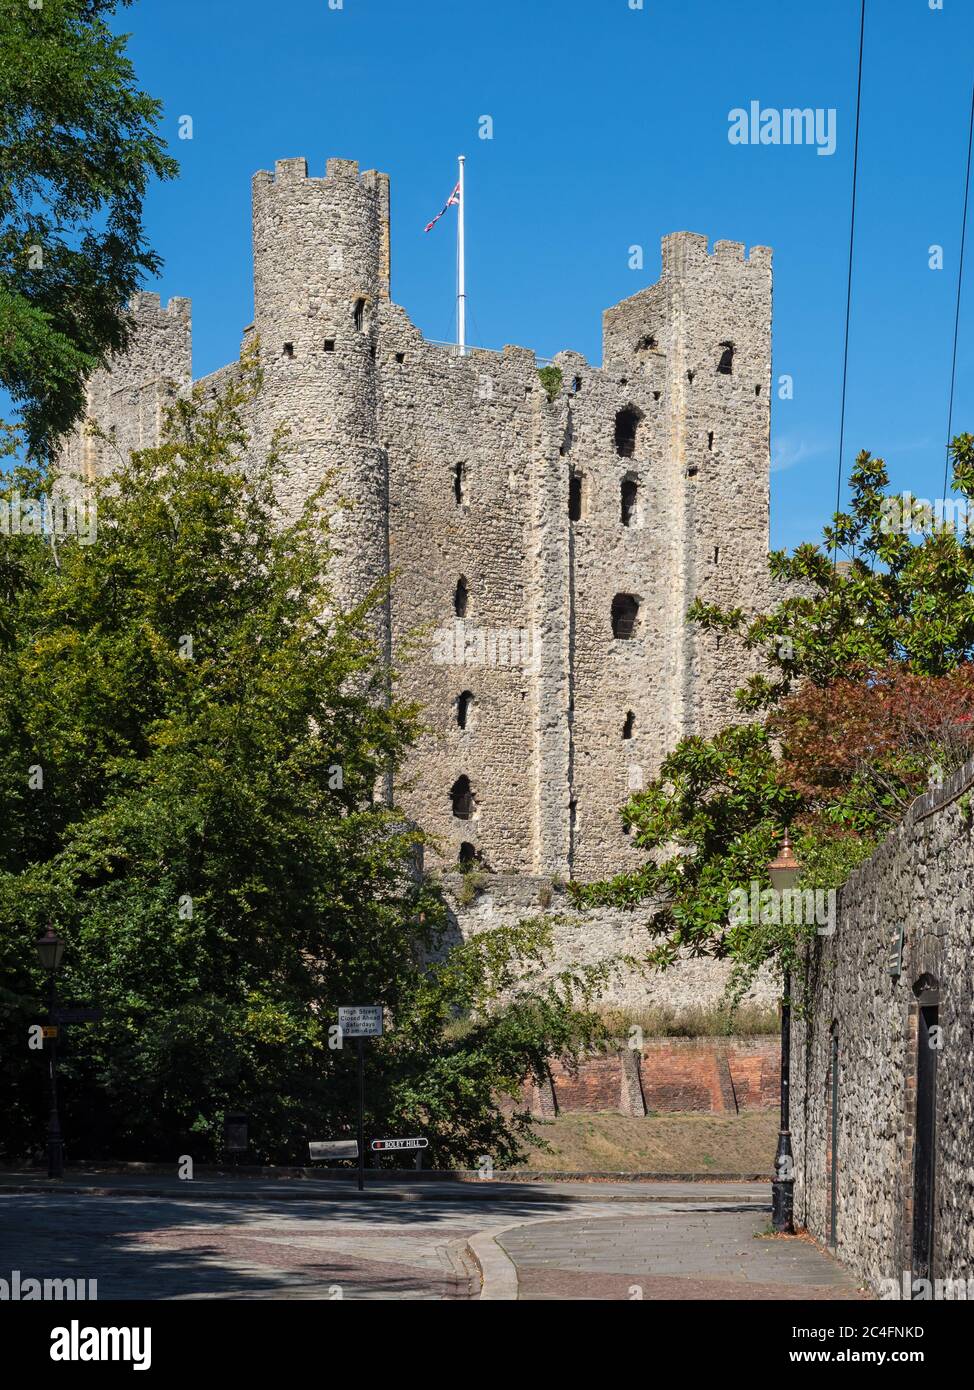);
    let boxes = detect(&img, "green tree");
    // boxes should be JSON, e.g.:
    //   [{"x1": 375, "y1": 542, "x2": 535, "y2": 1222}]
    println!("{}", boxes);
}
[
  {"x1": 0, "y1": 360, "x2": 605, "y2": 1165},
  {"x1": 0, "y1": 0, "x2": 177, "y2": 459},
  {"x1": 690, "y1": 438, "x2": 974, "y2": 710}
]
